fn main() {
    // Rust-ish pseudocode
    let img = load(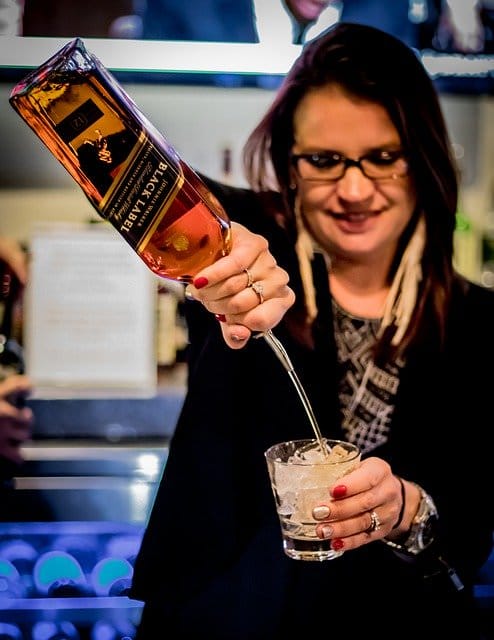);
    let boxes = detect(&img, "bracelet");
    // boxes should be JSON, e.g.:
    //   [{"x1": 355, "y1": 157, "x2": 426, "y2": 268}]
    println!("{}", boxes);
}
[{"x1": 392, "y1": 476, "x2": 406, "y2": 530}]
